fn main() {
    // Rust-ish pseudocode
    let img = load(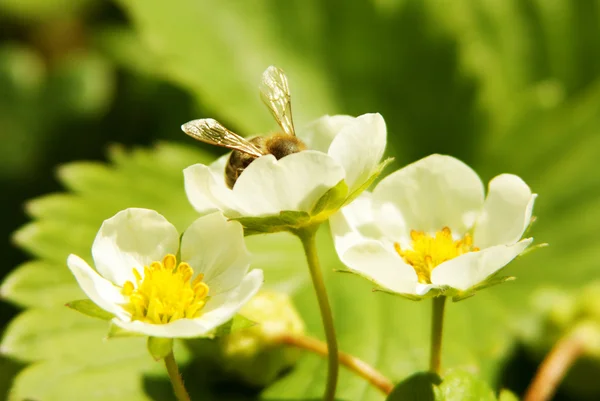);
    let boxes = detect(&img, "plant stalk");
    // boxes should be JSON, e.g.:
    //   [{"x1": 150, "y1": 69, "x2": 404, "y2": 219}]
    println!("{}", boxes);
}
[
  {"x1": 164, "y1": 351, "x2": 191, "y2": 401},
  {"x1": 295, "y1": 226, "x2": 339, "y2": 401},
  {"x1": 275, "y1": 333, "x2": 393, "y2": 395},
  {"x1": 430, "y1": 296, "x2": 447, "y2": 374},
  {"x1": 523, "y1": 324, "x2": 590, "y2": 401}
]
